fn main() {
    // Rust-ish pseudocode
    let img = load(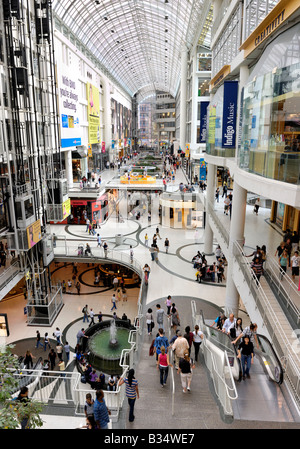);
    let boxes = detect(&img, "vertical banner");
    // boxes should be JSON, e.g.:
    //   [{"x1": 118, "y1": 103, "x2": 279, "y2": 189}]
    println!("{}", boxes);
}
[
  {"x1": 222, "y1": 81, "x2": 238, "y2": 148},
  {"x1": 199, "y1": 158, "x2": 207, "y2": 181},
  {"x1": 102, "y1": 142, "x2": 106, "y2": 153},
  {"x1": 208, "y1": 106, "x2": 216, "y2": 144},
  {"x1": 199, "y1": 101, "x2": 209, "y2": 143},
  {"x1": 87, "y1": 83, "x2": 100, "y2": 144}
]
